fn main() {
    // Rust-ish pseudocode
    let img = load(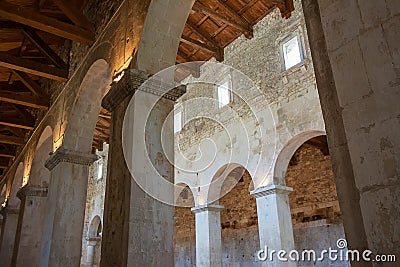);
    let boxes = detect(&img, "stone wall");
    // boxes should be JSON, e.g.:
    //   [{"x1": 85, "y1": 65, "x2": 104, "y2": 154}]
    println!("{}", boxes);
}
[
  {"x1": 80, "y1": 144, "x2": 108, "y2": 267},
  {"x1": 286, "y1": 144, "x2": 342, "y2": 224},
  {"x1": 173, "y1": 148, "x2": 348, "y2": 266},
  {"x1": 173, "y1": 0, "x2": 348, "y2": 266}
]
